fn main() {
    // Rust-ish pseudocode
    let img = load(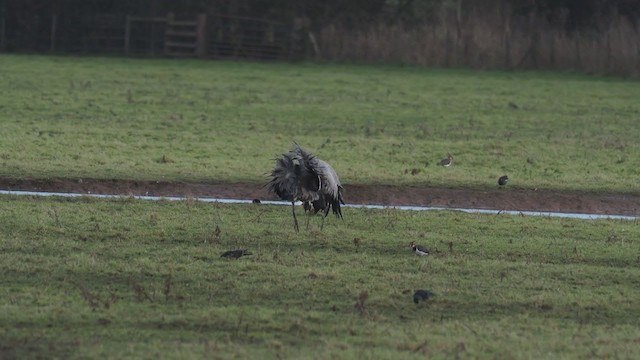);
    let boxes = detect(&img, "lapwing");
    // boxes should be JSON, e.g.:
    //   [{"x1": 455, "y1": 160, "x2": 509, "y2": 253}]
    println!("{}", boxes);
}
[
  {"x1": 220, "y1": 249, "x2": 252, "y2": 259},
  {"x1": 413, "y1": 289, "x2": 434, "y2": 304},
  {"x1": 410, "y1": 241, "x2": 430, "y2": 256},
  {"x1": 498, "y1": 175, "x2": 509, "y2": 186},
  {"x1": 440, "y1": 153, "x2": 453, "y2": 167}
]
